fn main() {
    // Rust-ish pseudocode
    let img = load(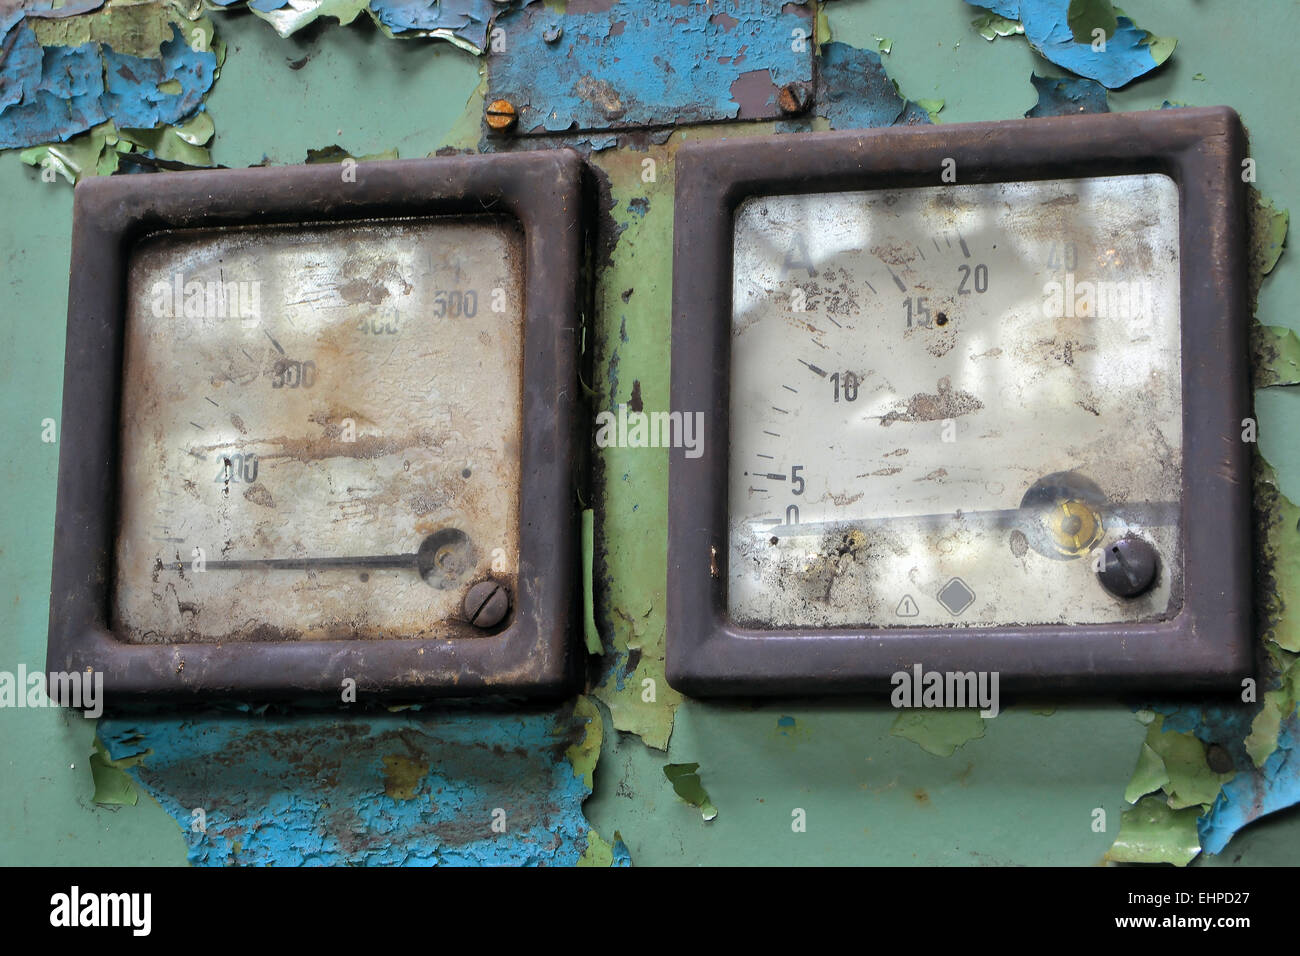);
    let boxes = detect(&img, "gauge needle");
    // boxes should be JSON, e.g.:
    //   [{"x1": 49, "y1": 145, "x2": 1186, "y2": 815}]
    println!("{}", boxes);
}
[
  {"x1": 194, "y1": 554, "x2": 421, "y2": 571},
  {"x1": 168, "y1": 531, "x2": 474, "y2": 580},
  {"x1": 759, "y1": 500, "x2": 1180, "y2": 538}
]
